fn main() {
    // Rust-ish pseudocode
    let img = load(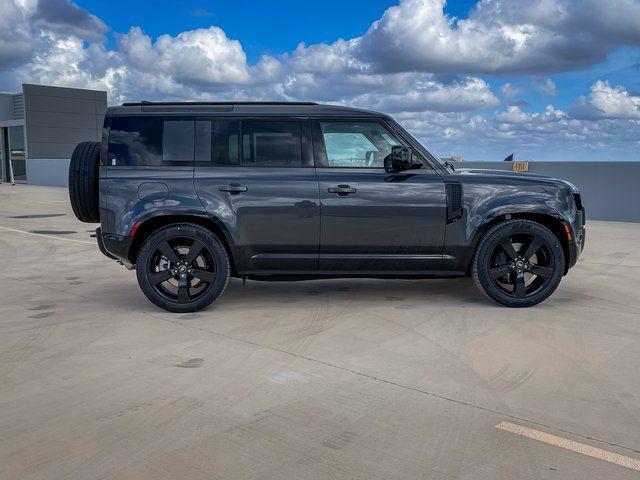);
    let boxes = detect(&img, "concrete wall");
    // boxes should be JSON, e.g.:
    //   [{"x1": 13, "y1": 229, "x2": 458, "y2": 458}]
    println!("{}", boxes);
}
[
  {"x1": 462, "y1": 161, "x2": 640, "y2": 222},
  {"x1": 23, "y1": 84, "x2": 106, "y2": 187},
  {"x1": 0, "y1": 94, "x2": 12, "y2": 119}
]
